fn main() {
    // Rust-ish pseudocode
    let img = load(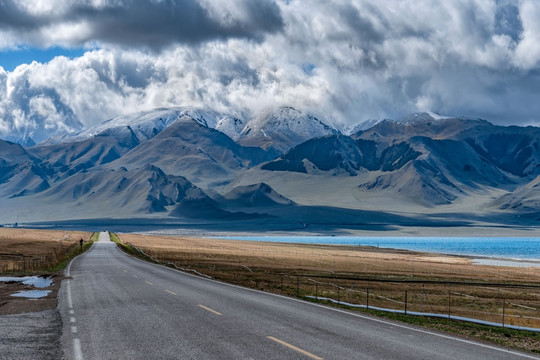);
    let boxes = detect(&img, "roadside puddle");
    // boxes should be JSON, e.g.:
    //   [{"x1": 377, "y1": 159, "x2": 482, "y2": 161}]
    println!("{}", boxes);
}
[
  {"x1": 0, "y1": 276, "x2": 53, "y2": 299},
  {"x1": 10, "y1": 290, "x2": 51, "y2": 298}
]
